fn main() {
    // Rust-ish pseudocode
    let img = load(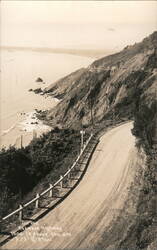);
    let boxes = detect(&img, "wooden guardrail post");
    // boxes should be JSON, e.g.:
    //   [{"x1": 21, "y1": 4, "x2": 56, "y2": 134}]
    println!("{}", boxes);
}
[
  {"x1": 49, "y1": 184, "x2": 53, "y2": 197},
  {"x1": 19, "y1": 204, "x2": 23, "y2": 221},
  {"x1": 1, "y1": 134, "x2": 94, "y2": 224},
  {"x1": 35, "y1": 193, "x2": 40, "y2": 209},
  {"x1": 80, "y1": 130, "x2": 85, "y2": 152},
  {"x1": 68, "y1": 168, "x2": 71, "y2": 179},
  {"x1": 60, "y1": 175, "x2": 63, "y2": 188}
]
